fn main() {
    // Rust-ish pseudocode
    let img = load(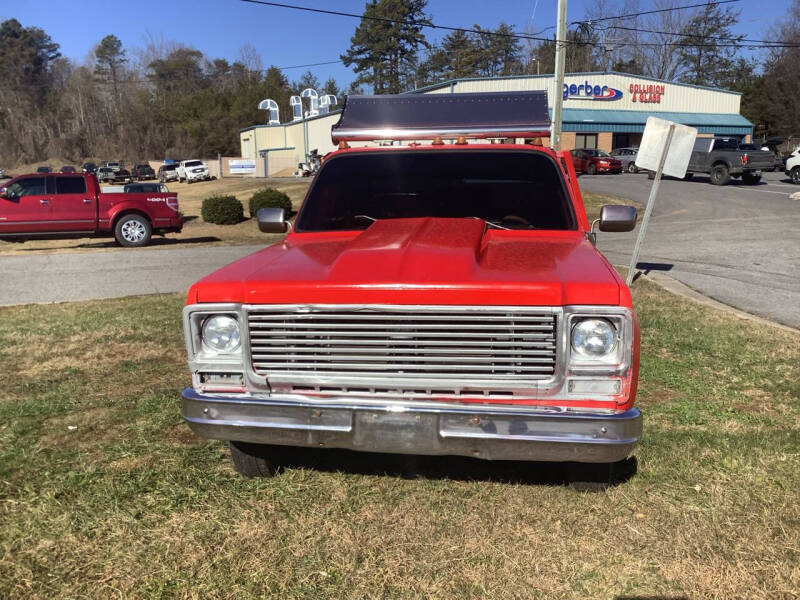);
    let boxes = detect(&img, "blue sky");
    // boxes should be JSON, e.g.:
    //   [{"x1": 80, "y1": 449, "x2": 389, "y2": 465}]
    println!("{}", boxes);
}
[{"x1": 2, "y1": 0, "x2": 789, "y2": 87}]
